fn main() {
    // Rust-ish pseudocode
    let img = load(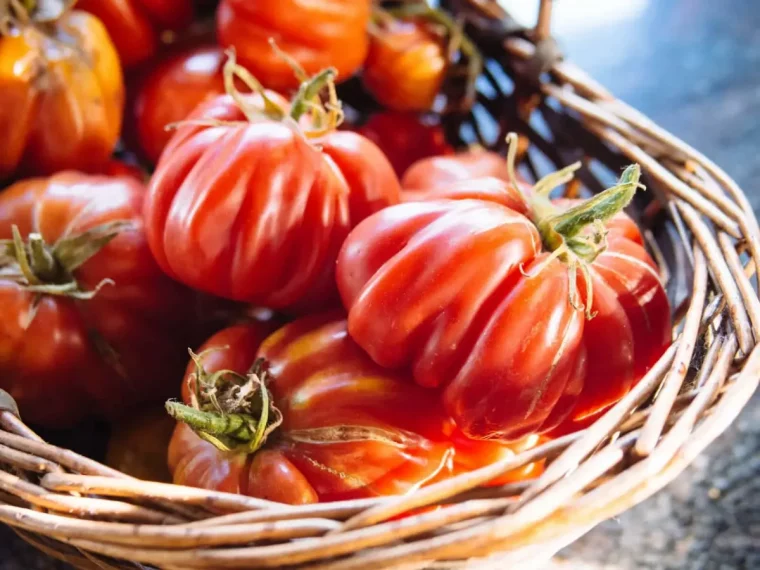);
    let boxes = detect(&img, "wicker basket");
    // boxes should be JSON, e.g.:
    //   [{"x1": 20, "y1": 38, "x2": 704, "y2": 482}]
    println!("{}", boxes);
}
[{"x1": 1, "y1": 1, "x2": 759, "y2": 568}]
